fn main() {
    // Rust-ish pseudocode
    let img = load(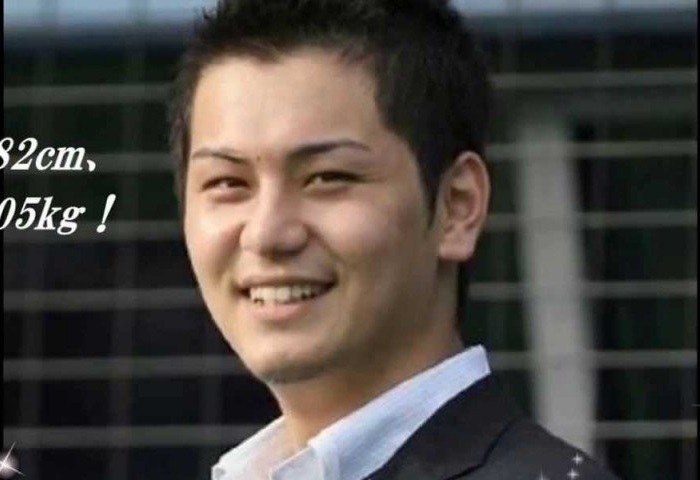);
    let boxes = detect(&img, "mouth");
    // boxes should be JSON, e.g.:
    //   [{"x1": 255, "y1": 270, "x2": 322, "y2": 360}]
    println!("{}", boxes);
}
[
  {"x1": 240, "y1": 282, "x2": 335, "y2": 306},
  {"x1": 238, "y1": 281, "x2": 336, "y2": 324}
]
